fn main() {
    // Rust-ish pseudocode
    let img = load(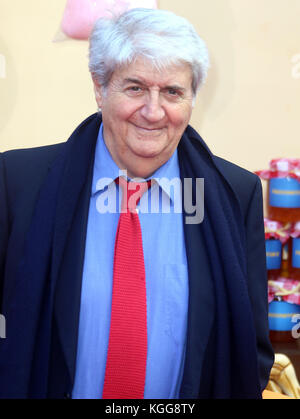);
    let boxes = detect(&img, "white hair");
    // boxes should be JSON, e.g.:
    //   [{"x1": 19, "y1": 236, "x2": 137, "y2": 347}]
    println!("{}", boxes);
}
[{"x1": 89, "y1": 8, "x2": 210, "y2": 96}]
